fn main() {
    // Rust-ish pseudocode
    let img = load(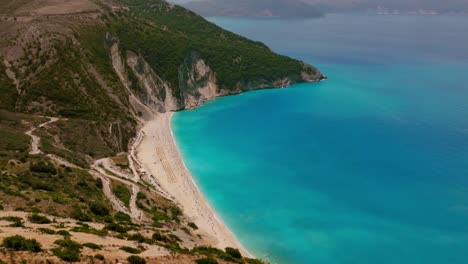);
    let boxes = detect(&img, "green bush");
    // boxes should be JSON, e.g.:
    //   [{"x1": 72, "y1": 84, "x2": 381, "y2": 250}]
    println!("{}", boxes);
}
[
  {"x1": 2, "y1": 216, "x2": 24, "y2": 227},
  {"x1": 71, "y1": 224, "x2": 108, "y2": 236},
  {"x1": 89, "y1": 202, "x2": 110, "y2": 216},
  {"x1": 57, "y1": 230, "x2": 71, "y2": 237},
  {"x1": 225, "y1": 247, "x2": 242, "y2": 259},
  {"x1": 191, "y1": 246, "x2": 239, "y2": 262},
  {"x1": 54, "y1": 239, "x2": 82, "y2": 249},
  {"x1": 105, "y1": 222, "x2": 129, "y2": 233},
  {"x1": 128, "y1": 233, "x2": 148, "y2": 243},
  {"x1": 38, "y1": 228, "x2": 56, "y2": 234},
  {"x1": 95, "y1": 254, "x2": 105, "y2": 260},
  {"x1": 52, "y1": 239, "x2": 82, "y2": 262},
  {"x1": 70, "y1": 206, "x2": 92, "y2": 222},
  {"x1": 112, "y1": 183, "x2": 131, "y2": 207},
  {"x1": 28, "y1": 213, "x2": 52, "y2": 224},
  {"x1": 151, "y1": 232, "x2": 172, "y2": 243},
  {"x1": 119, "y1": 246, "x2": 141, "y2": 254},
  {"x1": 2, "y1": 235, "x2": 42, "y2": 252},
  {"x1": 52, "y1": 247, "x2": 81, "y2": 262},
  {"x1": 114, "y1": 211, "x2": 131, "y2": 222},
  {"x1": 127, "y1": 255, "x2": 146, "y2": 264},
  {"x1": 245, "y1": 258, "x2": 265, "y2": 264},
  {"x1": 195, "y1": 258, "x2": 218, "y2": 264},
  {"x1": 188, "y1": 222, "x2": 198, "y2": 230},
  {"x1": 83, "y1": 242, "x2": 102, "y2": 250},
  {"x1": 30, "y1": 161, "x2": 57, "y2": 174}
]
